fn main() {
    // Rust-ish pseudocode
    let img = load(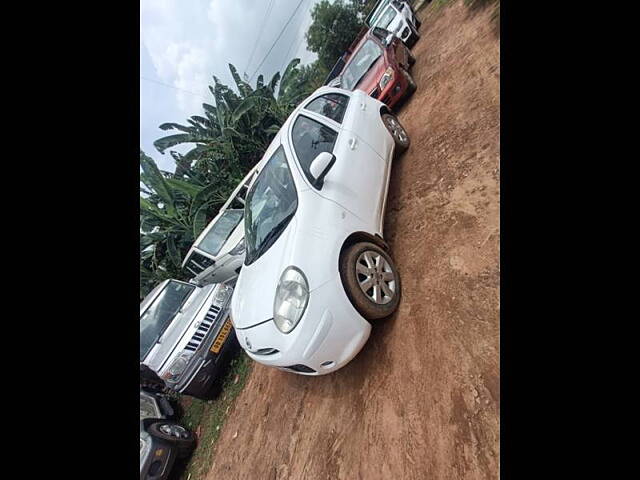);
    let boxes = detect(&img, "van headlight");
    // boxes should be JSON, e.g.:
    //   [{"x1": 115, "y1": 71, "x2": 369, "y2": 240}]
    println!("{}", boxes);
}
[
  {"x1": 161, "y1": 352, "x2": 194, "y2": 384},
  {"x1": 273, "y1": 266, "x2": 309, "y2": 333},
  {"x1": 379, "y1": 67, "x2": 394, "y2": 90}
]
